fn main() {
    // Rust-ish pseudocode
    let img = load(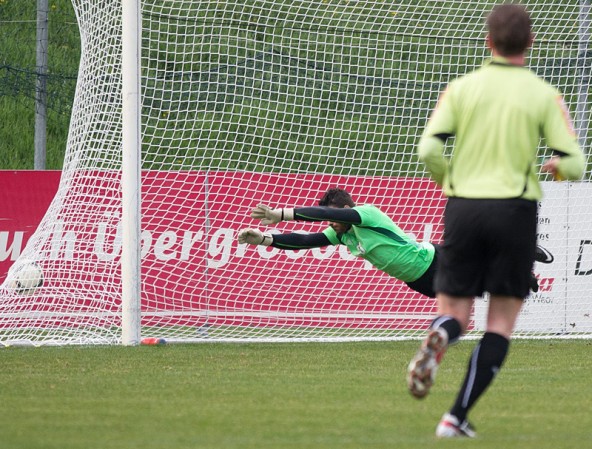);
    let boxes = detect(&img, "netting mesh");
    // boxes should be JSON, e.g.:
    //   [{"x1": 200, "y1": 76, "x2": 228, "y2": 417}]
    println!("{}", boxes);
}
[{"x1": 0, "y1": 0, "x2": 590, "y2": 345}]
